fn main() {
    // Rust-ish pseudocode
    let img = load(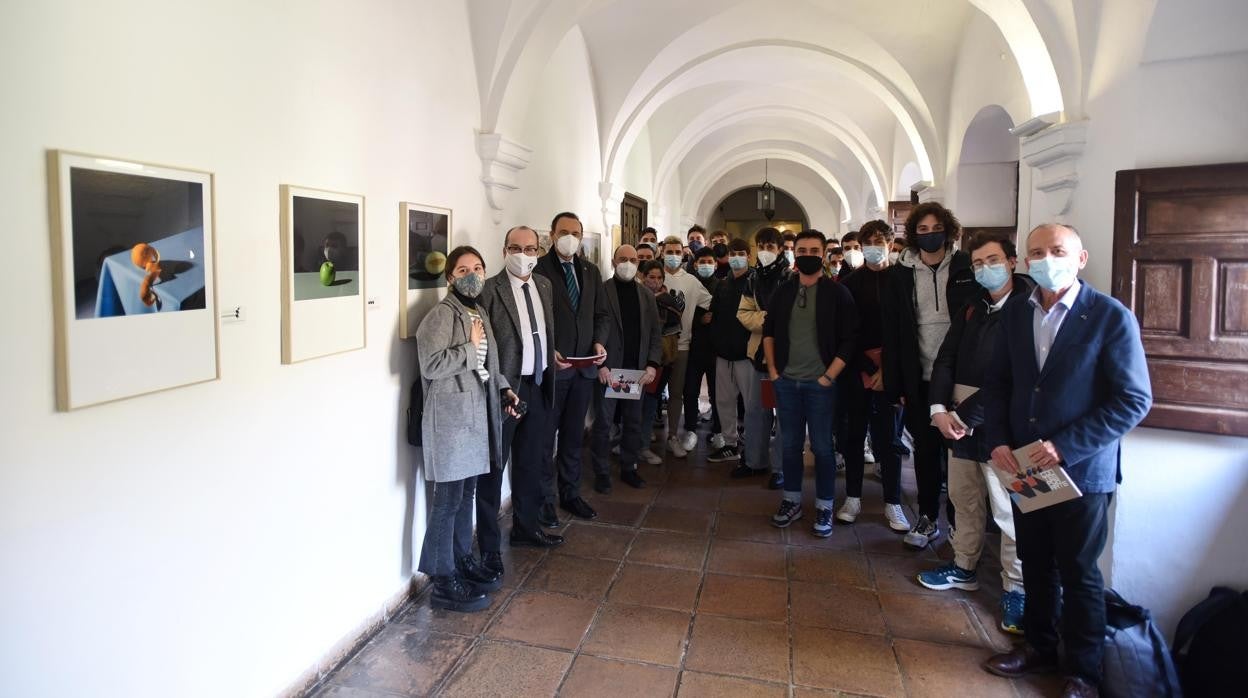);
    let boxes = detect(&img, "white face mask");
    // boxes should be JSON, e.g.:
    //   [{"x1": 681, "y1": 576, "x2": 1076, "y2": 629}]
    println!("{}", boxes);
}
[
  {"x1": 614, "y1": 261, "x2": 637, "y2": 281},
  {"x1": 784, "y1": 250, "x2": 795, "y2": 265},
  {"x1": 844, "y1": 249, "x2": 864, "y2": 269},
  {"x1": 505, "y1": 252, "x2": 537, "y2": 277},
  {"x1": 888, "y1": 251, "x2": 900, "y2": 264},
  {"x1": 555, "y1": 233, "x2": 580, "y2": 258},
  {"x1": 757, "y1": 250, "x2": 778, "y2": 267}
]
